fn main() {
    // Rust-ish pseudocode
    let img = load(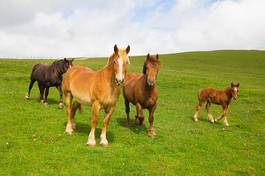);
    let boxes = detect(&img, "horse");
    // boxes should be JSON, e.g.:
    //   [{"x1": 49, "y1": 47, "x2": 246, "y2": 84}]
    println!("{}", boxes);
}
[
  {"x1": 193, "y1": 82, "x2": 240, "y2": 126},
  {"x1": 123, "y1": 54, "x2": 160, "y2": 138},
  {"x1": 63, "y1": 45, "x2": 130, "y2": 146},
  {"x1": 25, "y1": 58, "x2": 73, "y2": 108}
]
